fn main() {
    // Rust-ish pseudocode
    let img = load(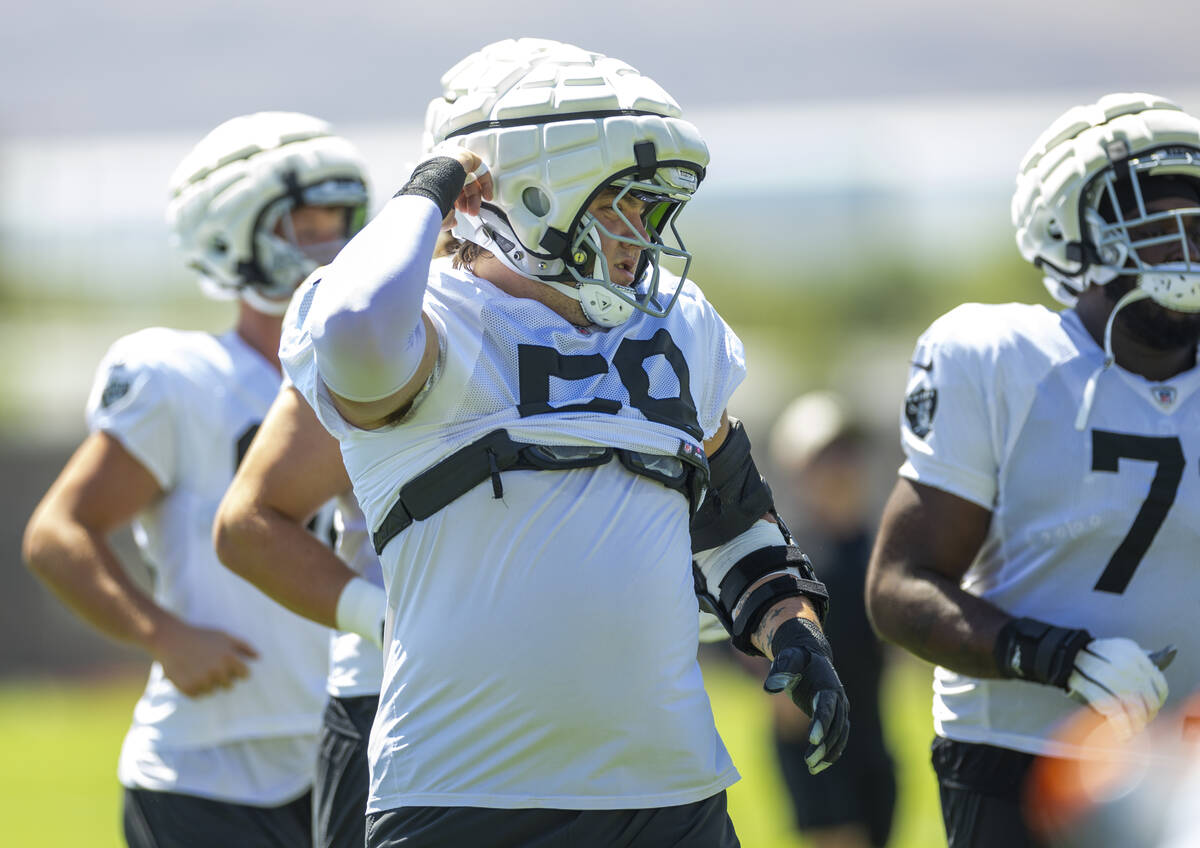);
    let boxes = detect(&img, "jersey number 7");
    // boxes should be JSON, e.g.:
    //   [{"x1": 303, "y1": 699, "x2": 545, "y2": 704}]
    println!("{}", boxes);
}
[{"x1": 1091, "y1": 430, "x2": 1185, "y2": 594}]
